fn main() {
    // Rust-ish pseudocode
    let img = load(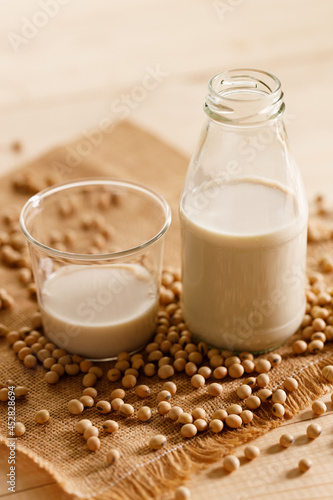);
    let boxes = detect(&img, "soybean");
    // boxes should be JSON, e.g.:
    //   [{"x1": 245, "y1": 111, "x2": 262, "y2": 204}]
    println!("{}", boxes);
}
[
  {"x1": 272, "y1": 403, "x2": 285, "y2": 418},
  {"x1": 257, "y1": 389, "x2": 272, "y2": 403},
  {"x1": 168, "y1": 407, "x2": 183, "y2": 421},
  {"x1": 283, "y1": 377, "x2": 298, "y2": 392},
  {"x1": 51, "y1": 363, "x2": 65, "y2": 377},
  {"x1": 299, "y1": 458, "x2": 312, "y2": 473},
  {"x1": 106, "y1": 449, "x2": 120, "y2": 464},
  {"x1": 111, "y1": 388, "x2": 125, "y2": 400},
  {"x1": 245, "y1": 396, "x2": 261, "y2": 410},
  {"x1": 75, "y1": 419, "x2": 92, "y2": 434},
  {"x1": 178, "y1": 413, "x2": 193, "y2": 425},
  {"x1": 175, "y1": 486, "x2": 191, "y2": 500},
  {"x1": 223, "y1": 455, "x2": 240, "y2": 472},
  {"x1": 237, "y1": 384, "x2": 252, "y2": 400},
  {"x1": 0, "y1": 388, "x2": 9, "y2": 401},
  {"x1": 14, "y1": 386, "x2": 28, "y2": 399},
  {"x1": 211, "y1": 409, "x2": 228, "y2": 421},
  {"x1": 280, "y1": 433, "x2": 294, "y2": 448},
  {"x1": 272, "y1": 389, "x2": 287, "y2": 404},
  {"x1": 107, "y1": 368, "x2": 121, "y2": 382},
  {"x1": 137, "y1": 406, "x2": 152, "y2": 422},
  {"x1": 198, "y1": 366, "x2": 212, "y2": 379},
  {"x1": 322, "y1": 365, "x2": 333, "y2": 382},
  {"x1": 87, "y1": 436, "x2": 100, "y2": 452},
  {"x1": 157, "y1": 390, "x2": 171, "y2": 402},
  {"x1": 209, "y1": 419, "x2": 223, "y2": 433},
  {"x1": 308, "y1": 340, "x2": 324, "y2": 353},
  {"x1": 191, "y1": 374, "x2": 205, "y2": 389},
  {"x1": 191, "y1": 408, "x2": 207, "y2": 420},
  {"x1": 224, "y1": 356, "x2": 240, "y2": 368},
  {"x1": 213, "y1": 367, "x2": 228, "y2": 379},
  {"x1": 267, "y1": 353, "x2": 282, "y2": 366},
  {"x1": 185, "y1": 362, "x2": 197, "y2": 376},
  {"x1": 181, "y1": 423, "x2": 197, "y2": 438},
  {"x1": 292, "y1": 340, "x2": 308, "y2": 354},
  {"x1": 226, "y1": 404, "x2": 242, "y2": 415},
  {"x1": 24, "y1": 354, "x2": 37, "y2": 369},
  {"x1": 45, "y1": 371, "x2": 59, "y2": 384},
  {"x1": 119, "y1": 403, "x2": 134, "y2": 417},
  {"x1": 65, "y1": 364, "x2": 80, "y2": 376},
  {"x1": 82, "y1": 373, "x2": 97, "y2": 387},
  {"x1": 35, "y1": 409, "x2": 50, "y2": 424},
  {"x1": 307, "y1": 423, "x2": 322, "y2": 439},
  {"x1": 207, "y1": 383, "x2": 222, "y2": 397},
  {"x1": 193, "y1": 419, "x2": 207, "y2": 432},
  {"x1": 84, "y1": 426, "x2": 99, "y2": 440},
  {"x1": 111, "y1": 398, "x2": 124, "y2": 411},
  {"x1": 83, "y1": 387, "x2": 98, "y2": 398},
  {"x1": 244, "y1": 445, "x2": 260, "y2": 459},
  {"x1": 240, "y1": 410, "x2": 253, "y2": 424},
  {"x1": 68, "y1": 399, "x2": 84, "y2": 415},
  {"x1": 135, "y1": 385, "x2": 150, "y2": 398},
  {"x1": 103, "y1": 420, "x2": 119, "y2": 433},
  {"x1": 225, "y1": 415, "x2": 242, "y2": 429},
  {"x1": 122, "y1": 374, "x2": 137, "y2": 389},
  {"x1": 80, "y1": 395, "x2": 94, "y2": 408},
  {"x1": 228, "y1": 363, "x2": 244, "y2": 379},
  {"x1": 158, "y1": 364, "x2": 174, "y2": 379},
  {"x1": 256, "y1": 373, "x2": 270, "y2": 388},
  {"x1": 242, "y1": 360, "x2": 255, "y2": 373},
  {"x1": 244, "y1": 377, "x2": 256, "y2": 388},
  {"x1": 162, "y1": 381, "x2": 177, "y2": 395},
  {"x1": 149, "y1": 434, "x2": 167, "y2": 450},
  {"x1": 312, "y1": 400, "x2": 326, "y2": 415},
  {"x1": 255, "y1": 359, "x2": 271, "y2": 373},
  {"x1": 89, "y1": 366, "x2": 103, "y2": 379},
  {"x1": 14, "y1": 422, "x2": 26, "y2": 436}
]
